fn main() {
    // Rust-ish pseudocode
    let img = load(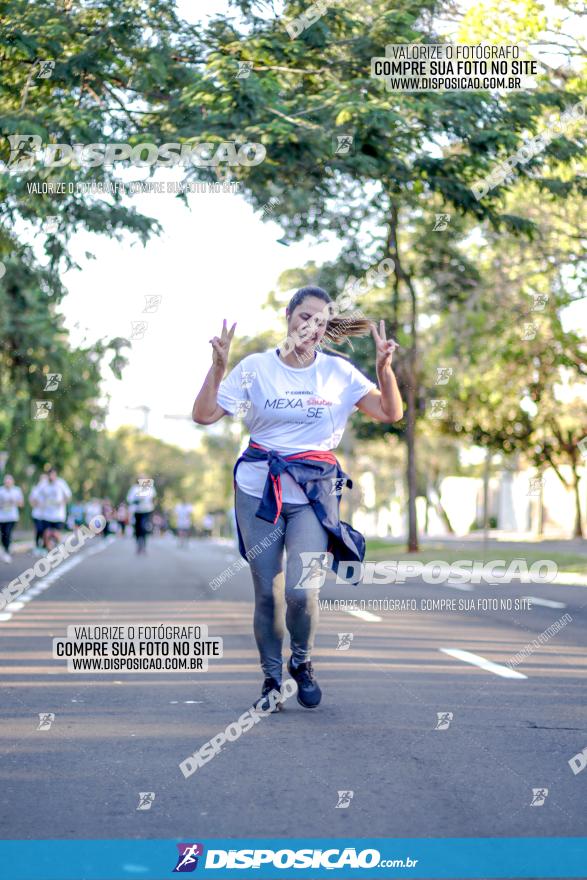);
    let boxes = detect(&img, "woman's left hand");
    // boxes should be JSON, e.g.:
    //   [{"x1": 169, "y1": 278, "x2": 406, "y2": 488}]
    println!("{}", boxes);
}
[{"x1": 370, "y1": 320, "x2": 398, "y2": 371}]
